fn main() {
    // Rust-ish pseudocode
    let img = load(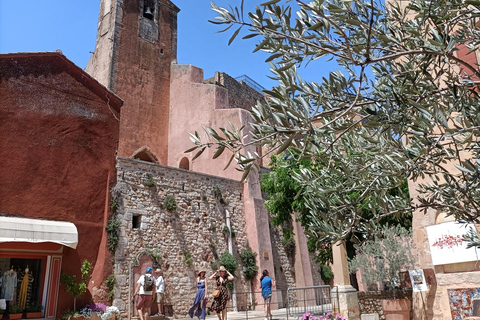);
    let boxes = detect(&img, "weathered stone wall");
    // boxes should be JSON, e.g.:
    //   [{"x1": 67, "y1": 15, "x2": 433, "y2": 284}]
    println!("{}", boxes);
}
[
  {"x1": 271, "y1": 226, "x2": 296, "y2": 294},
  {"x1": 358, "y1": 290, "x2": 413, "y2": 320},
  {"x1": 204, "y1": 72, "x2": 264, "y2": 111},
  {"x1": 112, "y1": 157, "x2": 250, "y2": 318}
]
